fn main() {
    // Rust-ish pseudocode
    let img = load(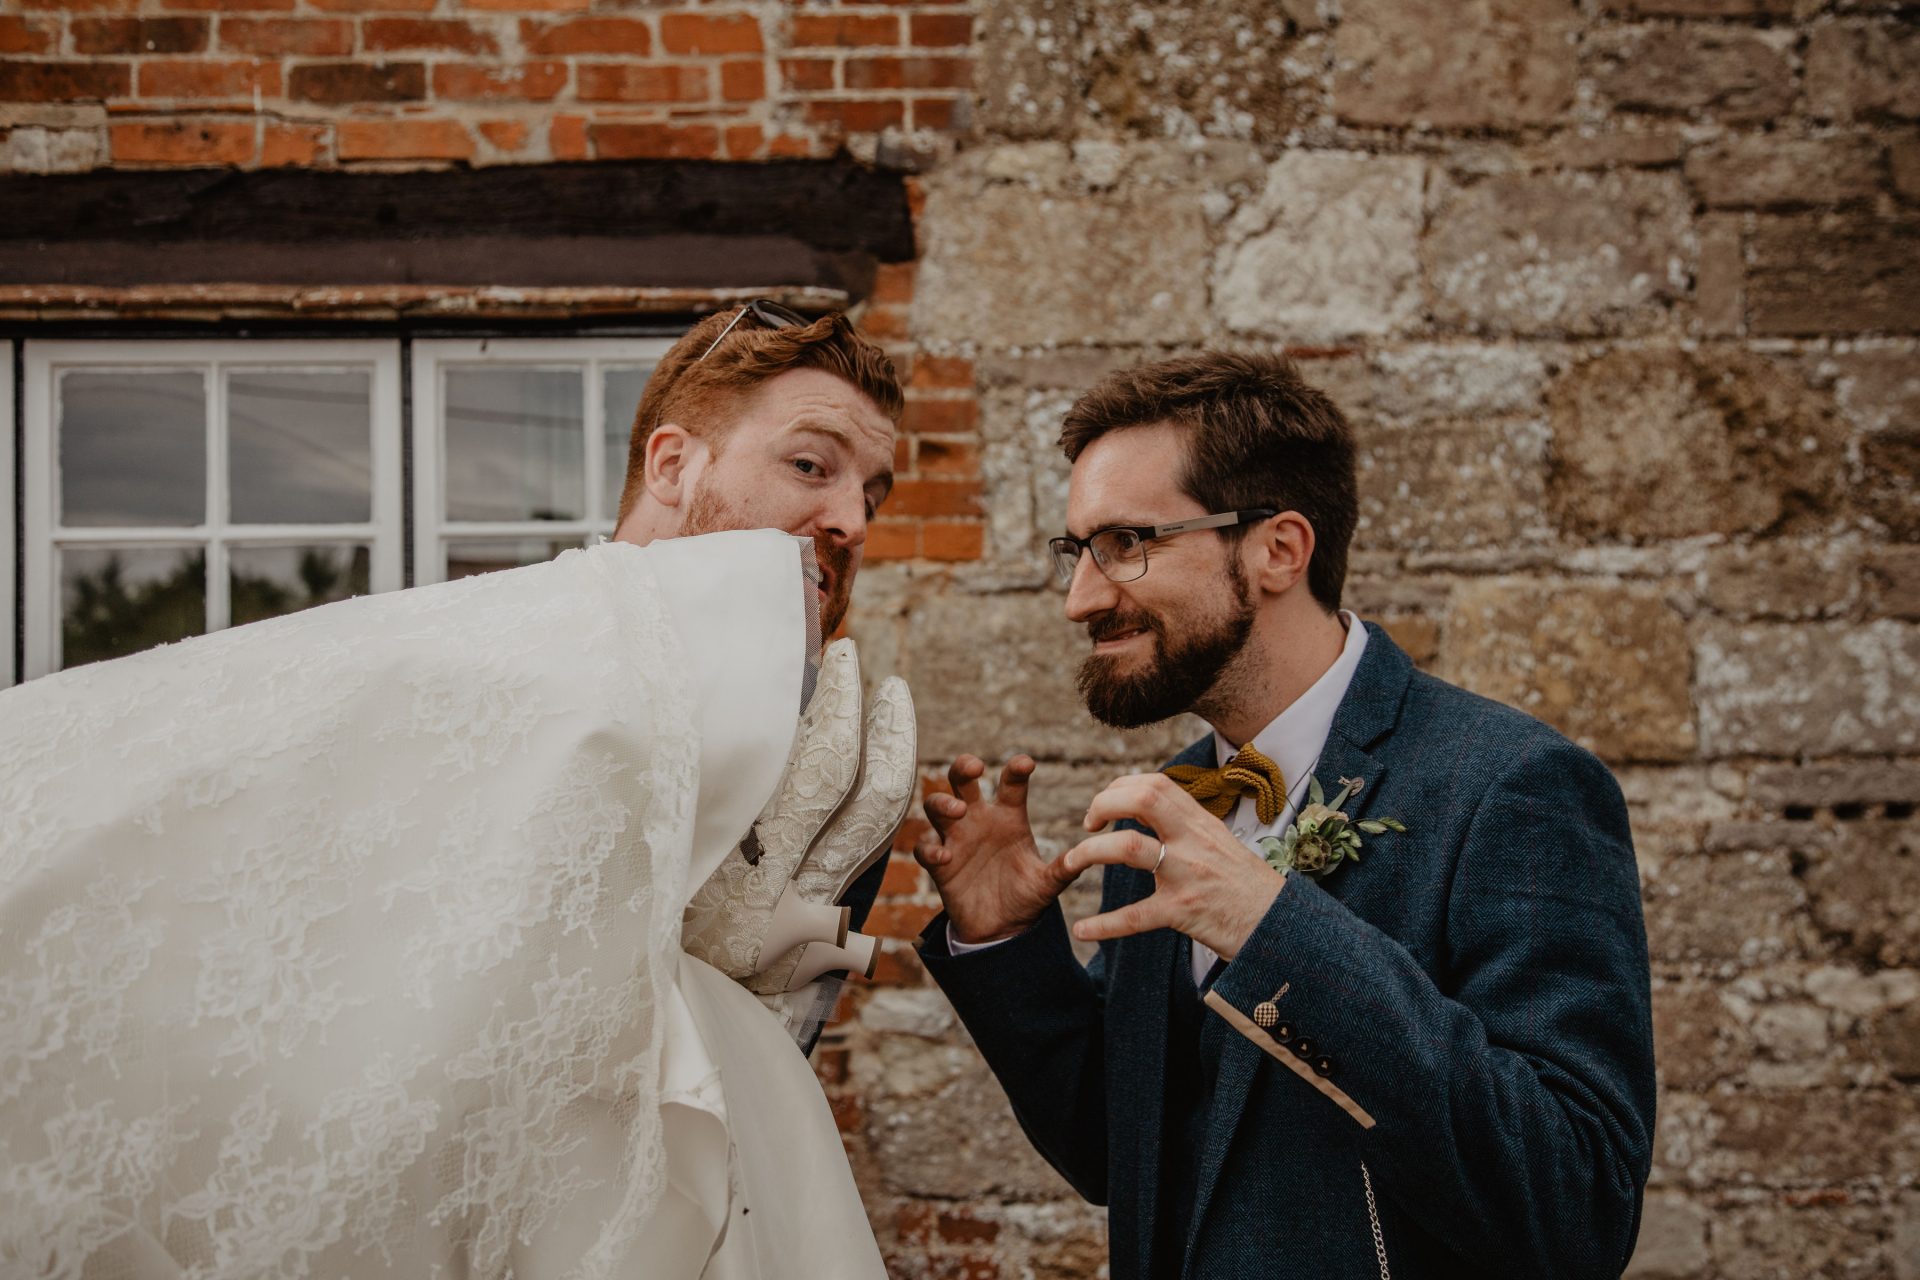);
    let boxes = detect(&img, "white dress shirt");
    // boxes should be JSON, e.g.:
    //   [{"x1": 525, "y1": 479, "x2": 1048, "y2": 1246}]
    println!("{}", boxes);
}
[{"x1": 951, "y1": 612, "x2": 1371, "y2": 987}]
